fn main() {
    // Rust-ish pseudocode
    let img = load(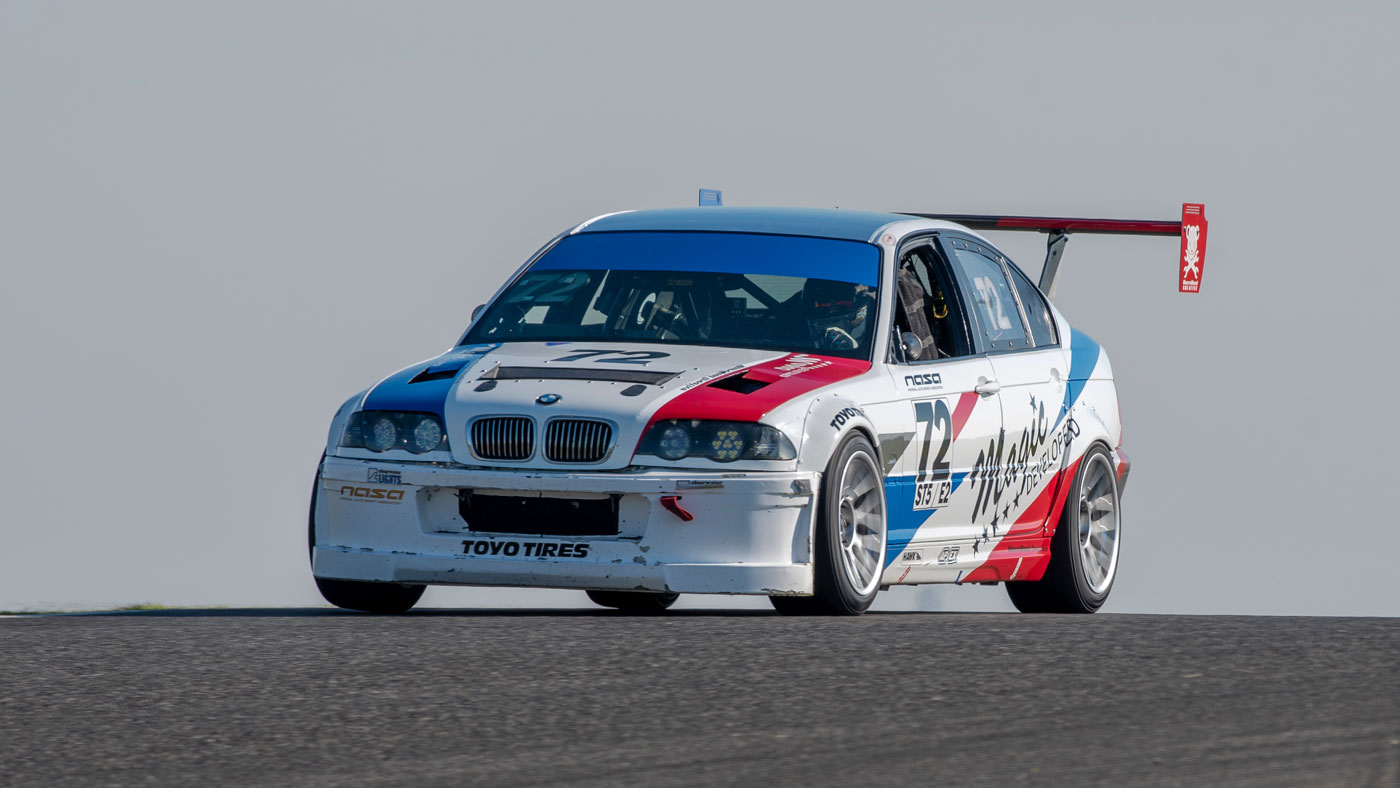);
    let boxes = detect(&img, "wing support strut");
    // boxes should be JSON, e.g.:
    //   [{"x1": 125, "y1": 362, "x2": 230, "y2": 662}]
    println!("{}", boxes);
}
[{"x1": 1041, "y1": 231, "x2": 1068, "y2": 299}]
